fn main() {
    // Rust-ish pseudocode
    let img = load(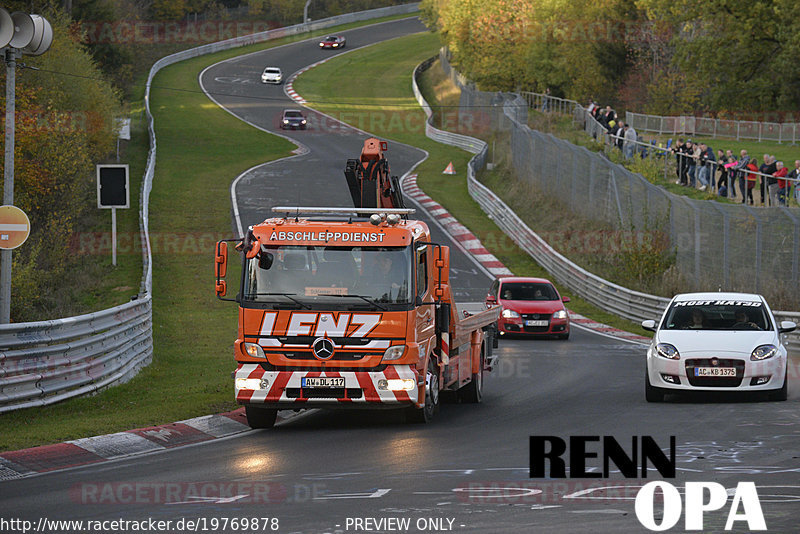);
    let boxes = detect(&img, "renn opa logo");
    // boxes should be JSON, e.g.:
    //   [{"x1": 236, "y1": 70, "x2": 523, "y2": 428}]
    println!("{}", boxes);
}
[{"x1": 529, "y1": 436, "x2": 766, "y2": 531}]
